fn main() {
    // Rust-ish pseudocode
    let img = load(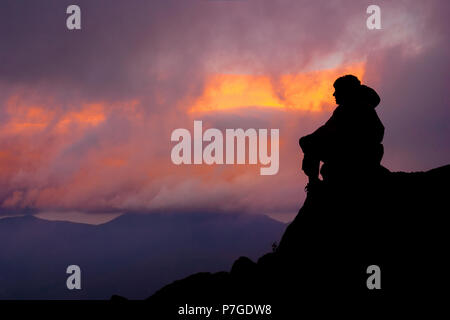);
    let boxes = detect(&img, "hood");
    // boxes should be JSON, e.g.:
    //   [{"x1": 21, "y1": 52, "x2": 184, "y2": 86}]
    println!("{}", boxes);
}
[{"x1": 360, "y1": 85, "x2": 380, "y2": 108}]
